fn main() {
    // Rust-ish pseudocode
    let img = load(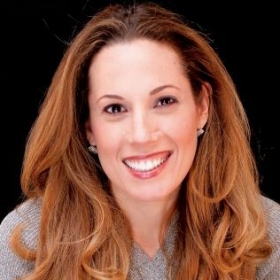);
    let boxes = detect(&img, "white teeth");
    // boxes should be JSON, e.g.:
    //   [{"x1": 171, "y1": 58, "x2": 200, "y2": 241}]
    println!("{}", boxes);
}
[{"x1": 124, "y1": 157, "x2": 166, "y2": 172}]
